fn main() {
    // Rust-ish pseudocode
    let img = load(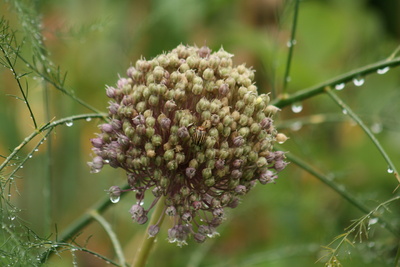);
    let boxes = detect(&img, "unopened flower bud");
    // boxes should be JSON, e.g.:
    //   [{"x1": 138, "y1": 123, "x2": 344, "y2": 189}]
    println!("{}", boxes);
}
[{"x1": 148, "y1": 225, "x2": 160, "y2": 237}]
